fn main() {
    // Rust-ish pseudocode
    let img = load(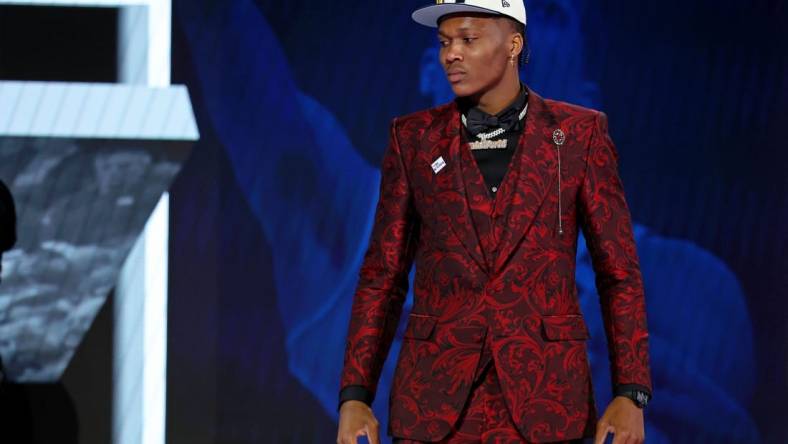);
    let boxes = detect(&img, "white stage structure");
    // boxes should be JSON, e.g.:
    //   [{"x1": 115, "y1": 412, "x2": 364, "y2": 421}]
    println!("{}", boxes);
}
[{"x1": 0, "y1": 2, "x2": 196, "y2": 444}]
